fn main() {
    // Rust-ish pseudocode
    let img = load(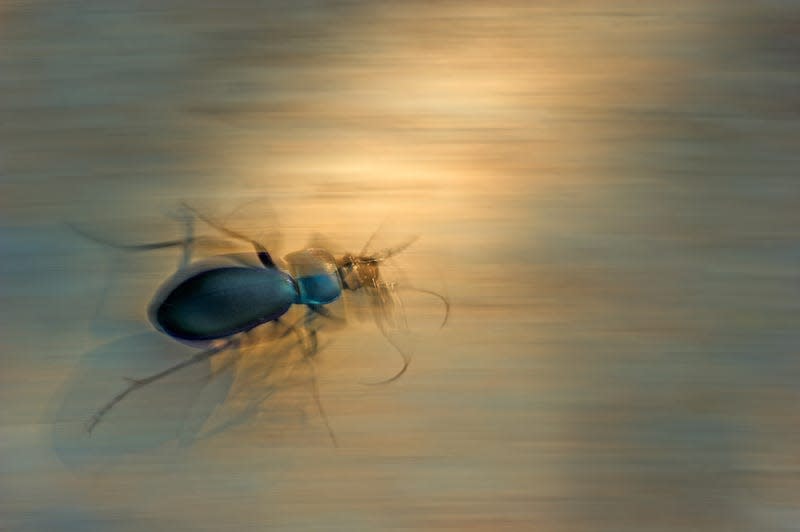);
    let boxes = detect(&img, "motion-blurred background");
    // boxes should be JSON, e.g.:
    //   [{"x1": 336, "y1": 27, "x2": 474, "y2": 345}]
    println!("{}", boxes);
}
[{"x1": 1, "y1": 2, "x2": 799, "y2": 530}]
